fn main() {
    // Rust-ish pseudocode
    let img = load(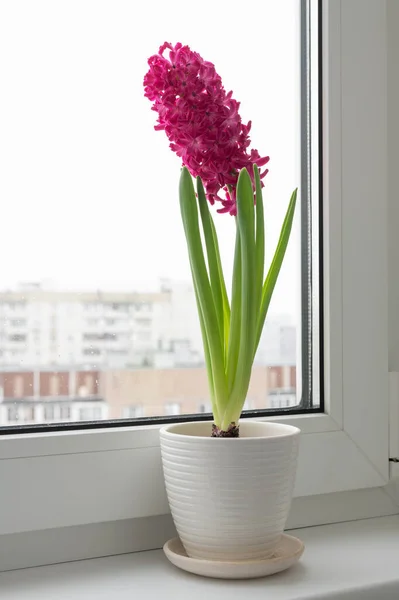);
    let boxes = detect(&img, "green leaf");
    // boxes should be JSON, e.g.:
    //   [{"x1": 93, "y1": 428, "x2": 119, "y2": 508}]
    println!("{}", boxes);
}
[
  {"x1": 254, "y1": 165, "x2": 265, "y2": 317},
  {"x1": 197, "y1": 177, "x2": 224, "y2": 347},
  {"x1": 226, "y1": 225, "x2": 241, "y2": 394},
  {"x1": 224, "y1": 168, "x2": 256, "y2": 428},
  {"x1": 209, "y1": 216, "x2": 231, "y2": 364},
  {"x1": 179, "y1": 167, "x2": 228, "y2": 418},
  {"x1": 255, "y1": 188, "x2": 298, "y2": 353},
  {"x1": 190, "y1": 262, "x2": 219, "y2": 424}
]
